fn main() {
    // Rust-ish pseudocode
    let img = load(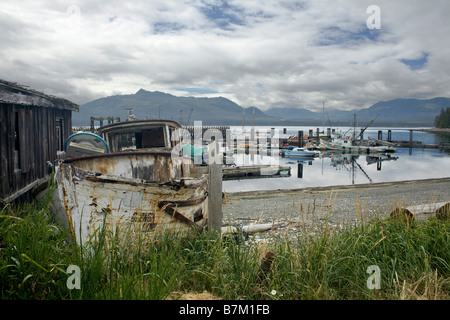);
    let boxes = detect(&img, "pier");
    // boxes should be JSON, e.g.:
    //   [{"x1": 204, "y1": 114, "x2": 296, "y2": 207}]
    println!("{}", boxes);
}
[
  {"x1": 193, "y1": 164, "x2": 291, "y2": 180},
  {"x1": 282, "y1": 127, "x2": 450, "y2": 150}
]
